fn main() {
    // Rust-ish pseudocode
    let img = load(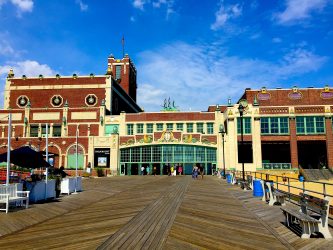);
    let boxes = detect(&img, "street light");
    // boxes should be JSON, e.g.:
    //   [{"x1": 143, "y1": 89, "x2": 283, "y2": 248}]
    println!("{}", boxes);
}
[
  {"x1": 219, "y1": 124, "x2": 226, "y2": 179},
  {"x1": 238, "y1": 99, "x2": 248, "y2": 182}
]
